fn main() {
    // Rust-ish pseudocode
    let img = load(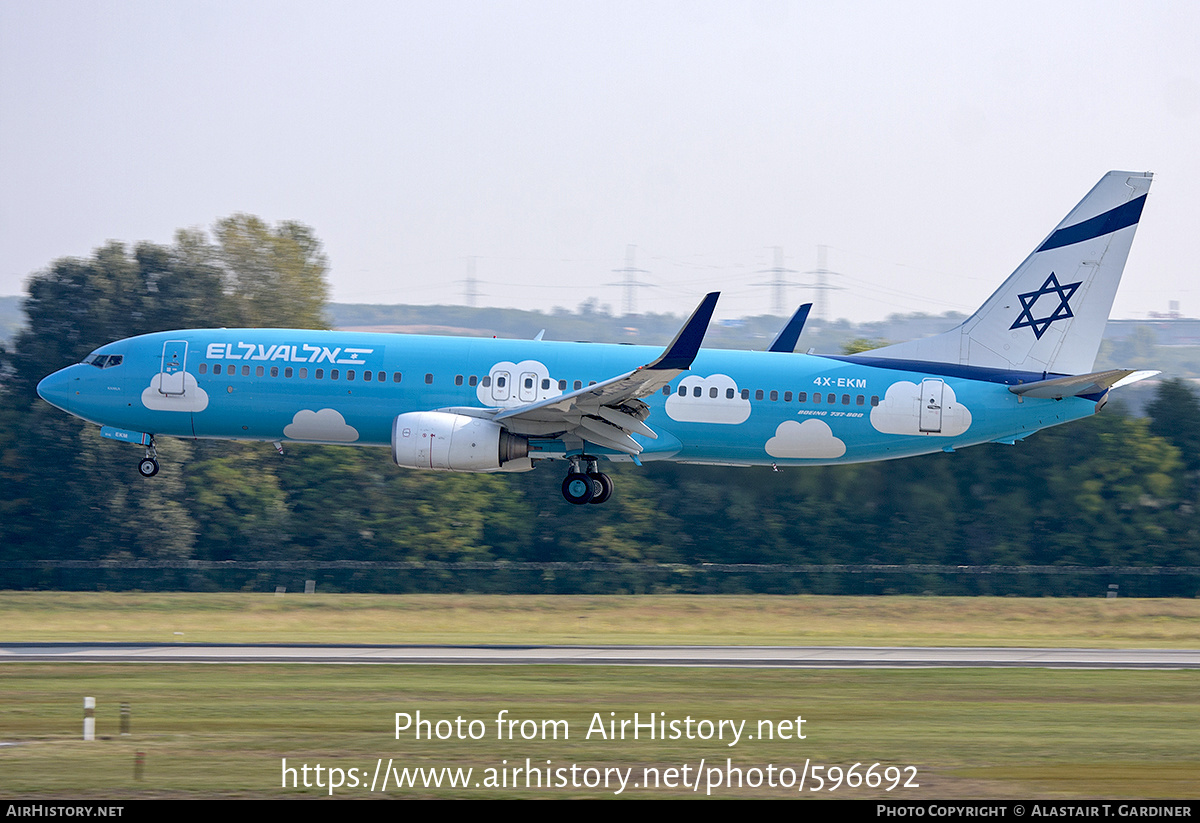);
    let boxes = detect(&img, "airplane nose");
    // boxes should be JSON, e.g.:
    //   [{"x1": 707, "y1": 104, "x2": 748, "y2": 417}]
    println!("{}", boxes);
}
[{"x1": 36, "y1": 368, "x2": 74, "y2": 412}]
